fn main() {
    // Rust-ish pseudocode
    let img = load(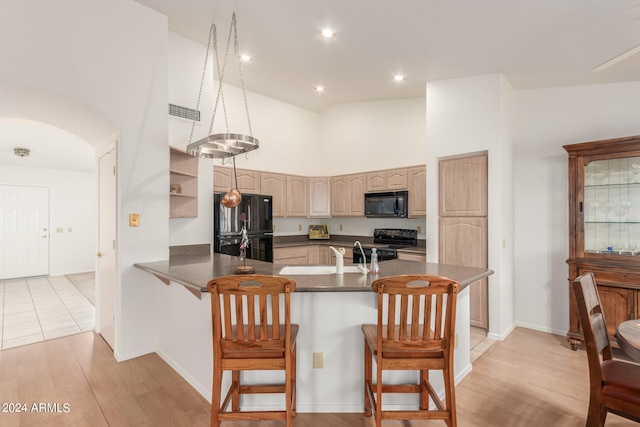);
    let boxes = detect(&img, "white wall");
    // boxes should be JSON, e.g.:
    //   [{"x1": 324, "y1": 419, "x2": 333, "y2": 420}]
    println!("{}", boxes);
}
[
  {"x1": 426, "y1": 74, "x2": 516, "y2": 339},
  {"x1": 514, "y1": 81, "x2": 640, "y2": 335},
  {"x1": 0, "y1": 0, "x2": 169, "y2": 360},
  {"x1": 0, "y1": 166, "x2": 96, "y2": 276}
]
